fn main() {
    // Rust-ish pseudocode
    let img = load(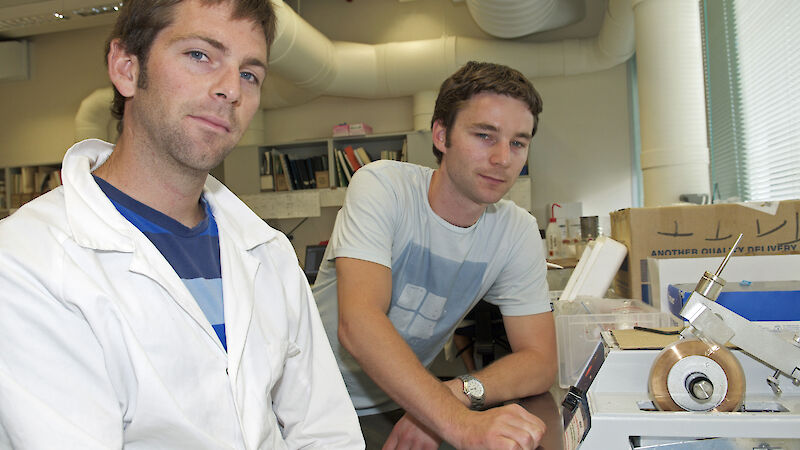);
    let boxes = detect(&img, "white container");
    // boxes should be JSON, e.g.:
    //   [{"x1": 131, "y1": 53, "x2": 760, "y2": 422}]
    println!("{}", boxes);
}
[{"x1": 545, "y1": 203, "x2": 562, "y2": 258}]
